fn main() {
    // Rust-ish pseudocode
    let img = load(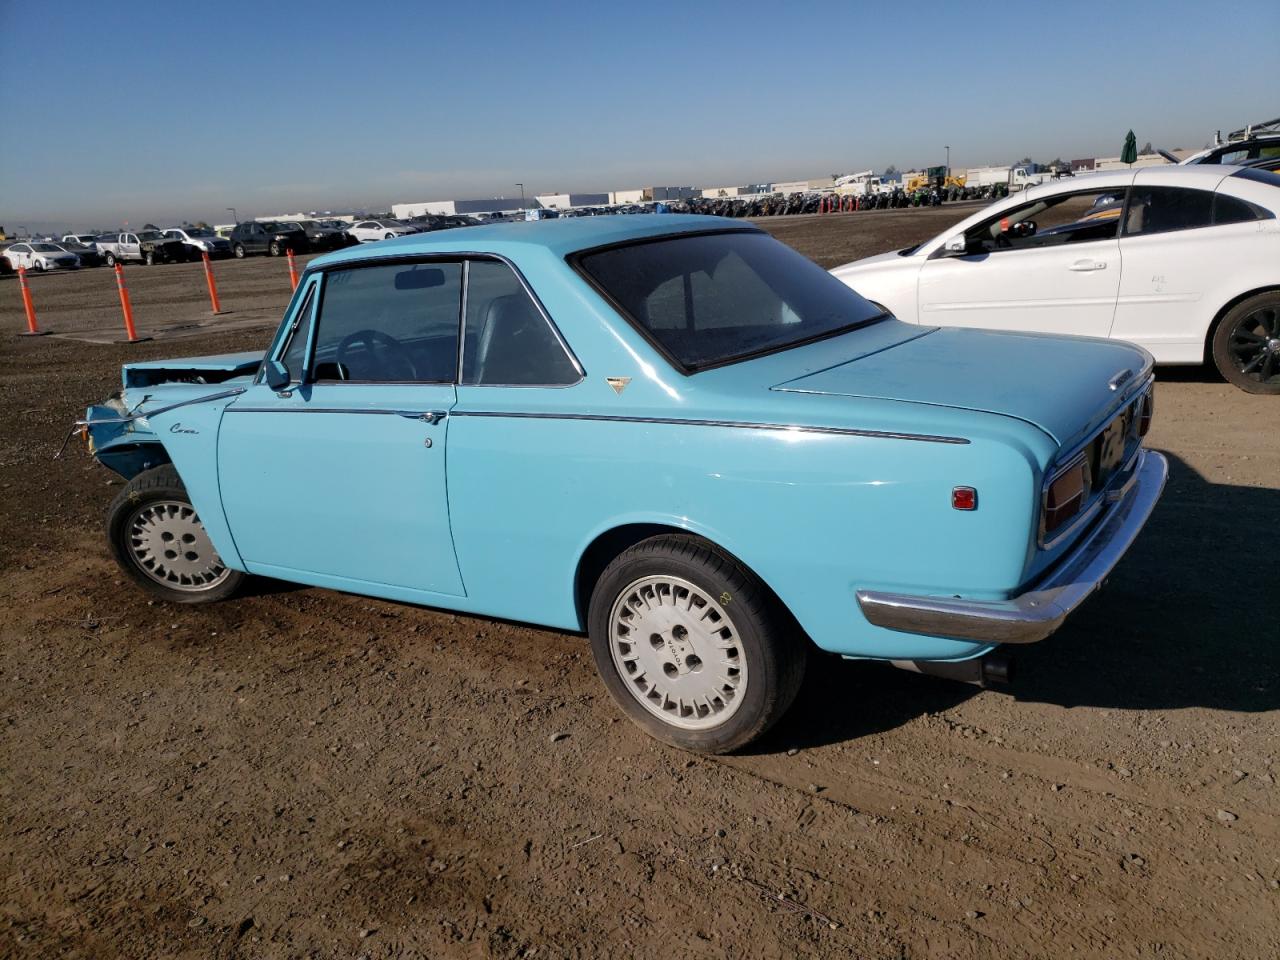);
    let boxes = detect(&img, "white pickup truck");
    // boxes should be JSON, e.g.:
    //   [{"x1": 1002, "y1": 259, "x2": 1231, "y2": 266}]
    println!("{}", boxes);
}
[
  {"x1": 94, "y1": 230, "x2": 186, "y2": 266},
  {"x1": 964, "y1": 165, "x2": 1054, "y2": 193}
]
